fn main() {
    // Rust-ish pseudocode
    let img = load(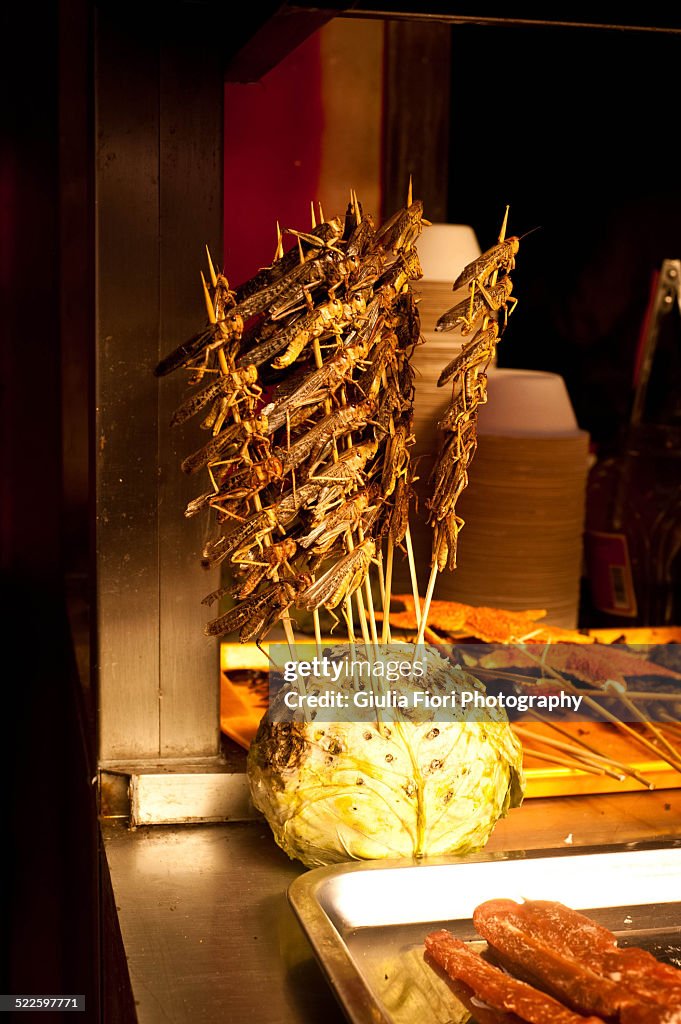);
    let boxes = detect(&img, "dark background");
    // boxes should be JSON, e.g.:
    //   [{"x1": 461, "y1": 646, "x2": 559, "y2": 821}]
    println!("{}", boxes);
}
[
  {"x1": 3, "y1": 5, "x2": 679, "y2": 1020},
  {"x1": 448, "y1": 23, "x2": 681, "y2": 448}
]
